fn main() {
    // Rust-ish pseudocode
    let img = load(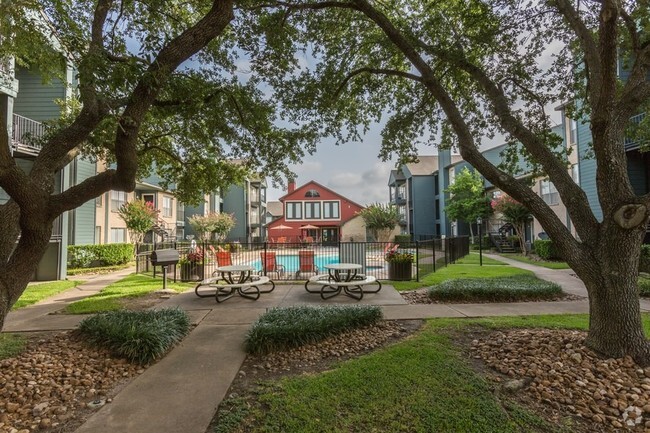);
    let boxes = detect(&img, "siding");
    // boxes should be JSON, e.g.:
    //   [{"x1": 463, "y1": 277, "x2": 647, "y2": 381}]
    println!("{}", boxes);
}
[
  {"x1": 576, "y1": 117, "x2": 602, "y2": 220},
  {"x1": 69, "y1": 158, "x2": 97, "y2": 245},
  {"x1": 411, "y1": 177, "x2": 436, "y2": 239},
  {"x1": 223, "y1": 184, "x2": 246, "y2": 240},
  {"x1": 14, "y1": 68, "x2": 65, "y2": 121}
]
